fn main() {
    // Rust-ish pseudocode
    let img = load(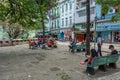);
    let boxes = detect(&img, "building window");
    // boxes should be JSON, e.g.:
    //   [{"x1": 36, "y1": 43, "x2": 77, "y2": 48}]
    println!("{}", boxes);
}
[
  {"x1": 57, "y1": 7, "x2": 59, "y2": 15},
  {"x1": 66, "y1": 3, "x2": 68, "y2": 11},
  {"x1": 78, "y1": 8, "x2": 95, "y2": 17},
  {"x1": 62, "y1": 18, "x2": 64, "y2": 26},
  {"x1": 54, "y1": 21, "x2": 56, "y2": 28},
  {"x1": 90, "y1": 8, "x2": 94, "y2": 14},
  {"x1": 90, "y1": 0, "x2": 93, "y2": 5},
  {"x1": 62, "y1": 5, "x2": 64, "y2": 13},
  {"x1": 70, "y1": 3, "x2": 72, "y2": 10},
  {"x1": 57, "y1": 19, "x2": 59, "y2": 28},
  {"x1": 78, "y1": 10, "x2": 86, "y2": 17},
  {"x1": 52, "y1": 22, "x2": 53, "y2": 29},
  {"x1": 69, "y1": 16, "x2": 72, "y2": 25},
  {"x1": 66, "y1": 18, "x2": 68, "y2": 26},
  {"x1": 81, "y1": 2, "x2": 86, "y2": 8}
]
